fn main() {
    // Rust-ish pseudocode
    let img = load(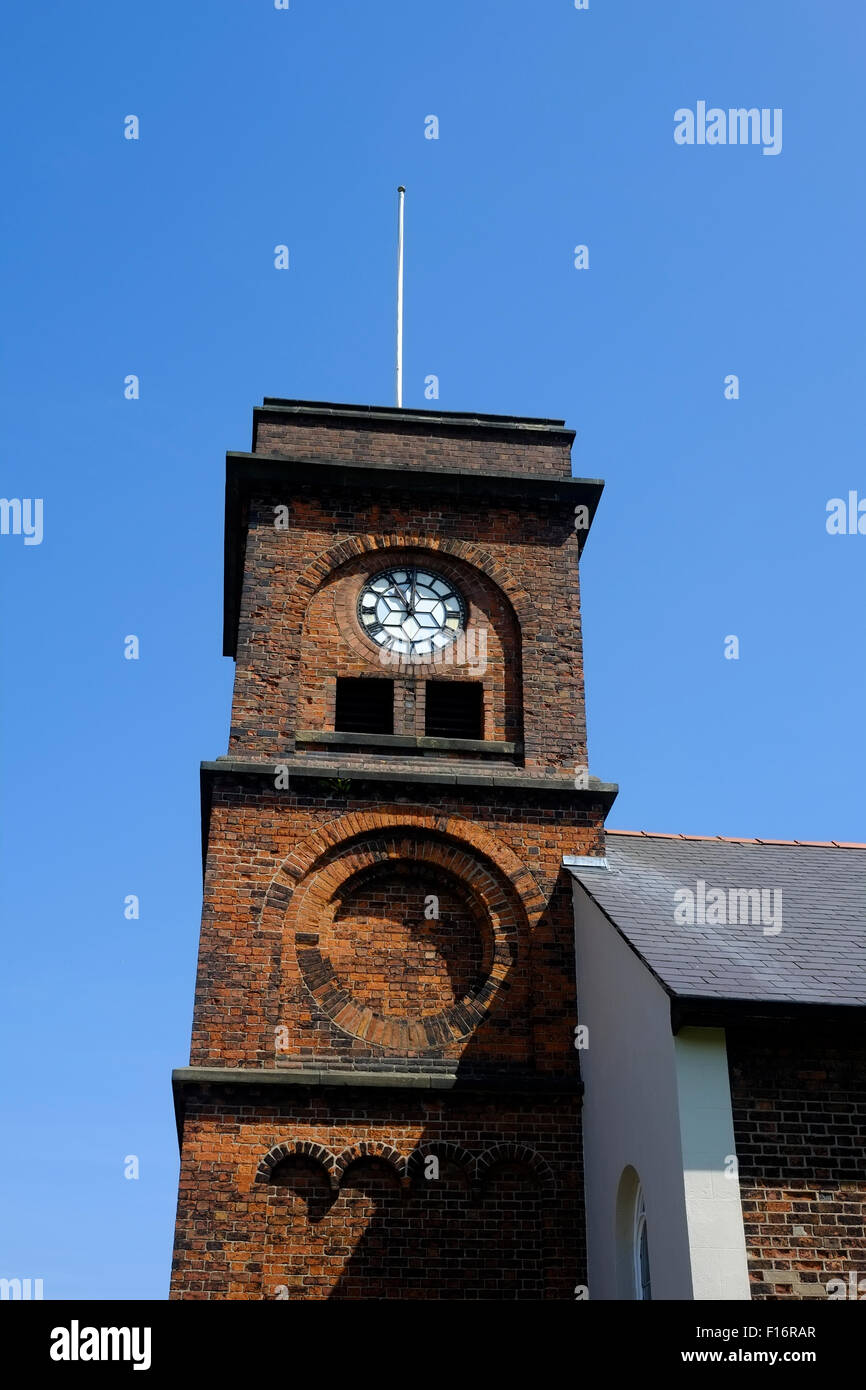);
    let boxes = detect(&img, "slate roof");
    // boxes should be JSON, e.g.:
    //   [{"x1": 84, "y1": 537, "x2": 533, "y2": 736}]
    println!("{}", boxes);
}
[{"x1": 567, "y1": 831, "x2": 866, "y2": 1008}]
